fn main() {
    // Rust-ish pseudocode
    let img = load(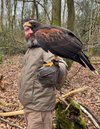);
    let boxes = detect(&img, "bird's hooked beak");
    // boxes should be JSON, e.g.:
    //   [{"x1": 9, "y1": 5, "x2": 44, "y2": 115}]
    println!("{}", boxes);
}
[
  {"x1": 23, "y1": 21, "x2": 35, "y2": 33},
  {"x1": 23, "y1": 21, "x2": 32, "y2": 28}
]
